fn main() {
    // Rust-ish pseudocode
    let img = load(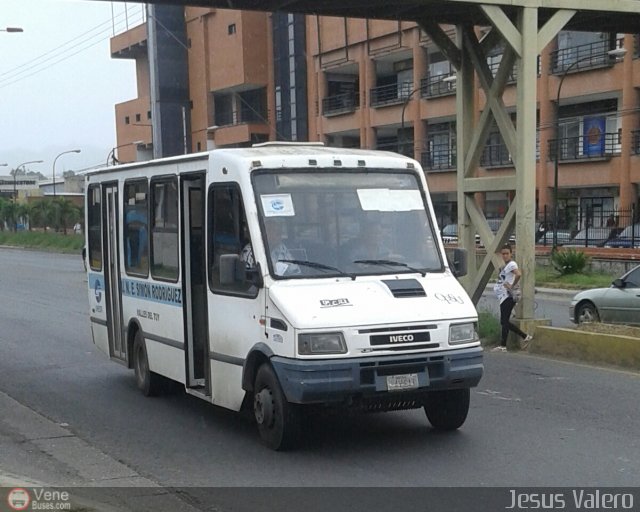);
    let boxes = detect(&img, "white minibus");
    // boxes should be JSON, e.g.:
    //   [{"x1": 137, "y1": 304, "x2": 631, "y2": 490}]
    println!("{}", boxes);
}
[{"x1": 84, "y1": 143, "x2": 483, "y2": 450}]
